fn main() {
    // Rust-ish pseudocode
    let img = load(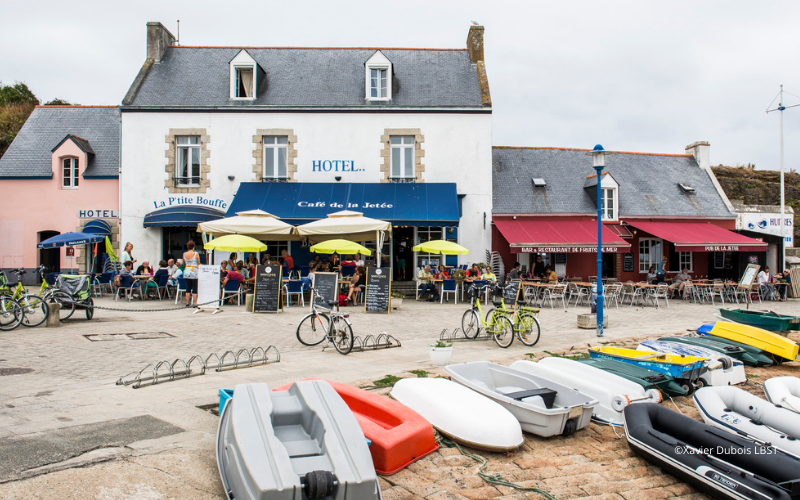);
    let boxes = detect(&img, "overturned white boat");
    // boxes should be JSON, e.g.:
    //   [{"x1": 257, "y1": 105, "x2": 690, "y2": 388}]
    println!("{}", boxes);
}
[
  {"x1": 764, "y1": 376, "x2": 800, "y2": 414},
  {"x1": 444, "y1": 361, "x2": 598, "y2": 436},
  {"x1": 638, "y1": 339, "x2": 746, "y2": 387},
  {"x1": 694, "y1": 385, "x2": 800, "y2": 460},
  {"x1": 511, "y1": 357, "x2": 661, "y2": 426},
  {"x1": 217, "y1": 381, "x2": 381, "y2": 500}
]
